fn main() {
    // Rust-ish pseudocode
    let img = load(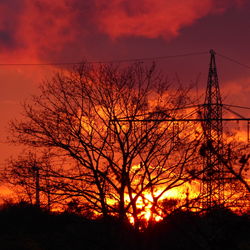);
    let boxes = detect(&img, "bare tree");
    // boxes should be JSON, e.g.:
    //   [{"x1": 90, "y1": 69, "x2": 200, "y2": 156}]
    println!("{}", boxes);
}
[
  {"x1": 8, "y1": 62, "x2": 201, "y2": 228},
  {"x1": 221, "y1": 143, "x2": 249, "y2": 193},
  {"x1": 2, "y1": 151, "x2": 62, "y2": 209}
]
